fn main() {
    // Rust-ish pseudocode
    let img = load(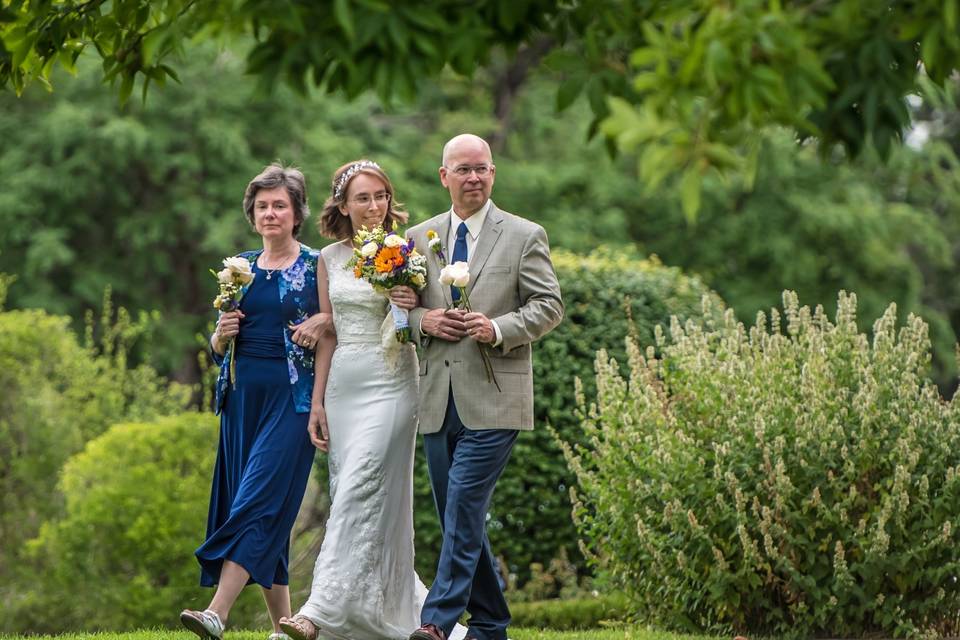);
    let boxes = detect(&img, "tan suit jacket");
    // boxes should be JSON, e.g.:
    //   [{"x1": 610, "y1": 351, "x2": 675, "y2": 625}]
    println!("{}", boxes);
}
[{"x1": 407, "y1": 203, "x2": 563, "y2": 433}]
